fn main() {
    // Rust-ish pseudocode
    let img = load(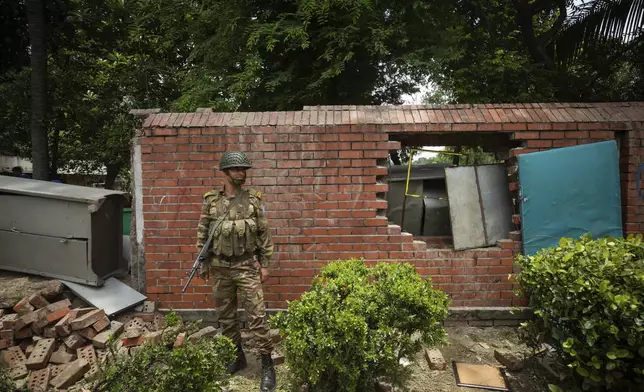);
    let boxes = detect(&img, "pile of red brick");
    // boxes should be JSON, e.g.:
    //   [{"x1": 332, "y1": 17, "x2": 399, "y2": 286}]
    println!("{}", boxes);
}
[{"x1": 0, "y1": 288, "x2": 213, "y2": 391}]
